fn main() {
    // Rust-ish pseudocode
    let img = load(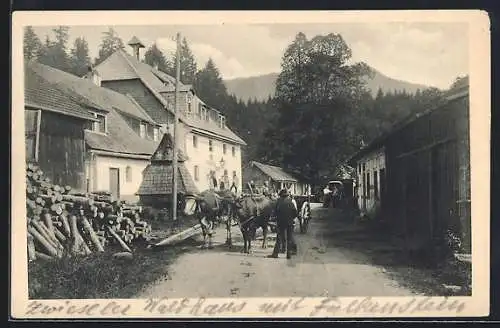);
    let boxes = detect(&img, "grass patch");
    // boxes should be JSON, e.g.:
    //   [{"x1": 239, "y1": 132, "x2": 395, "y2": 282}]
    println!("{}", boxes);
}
[{"x1": 28, "y1": 215, "x2": 203, "y2": 299}]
